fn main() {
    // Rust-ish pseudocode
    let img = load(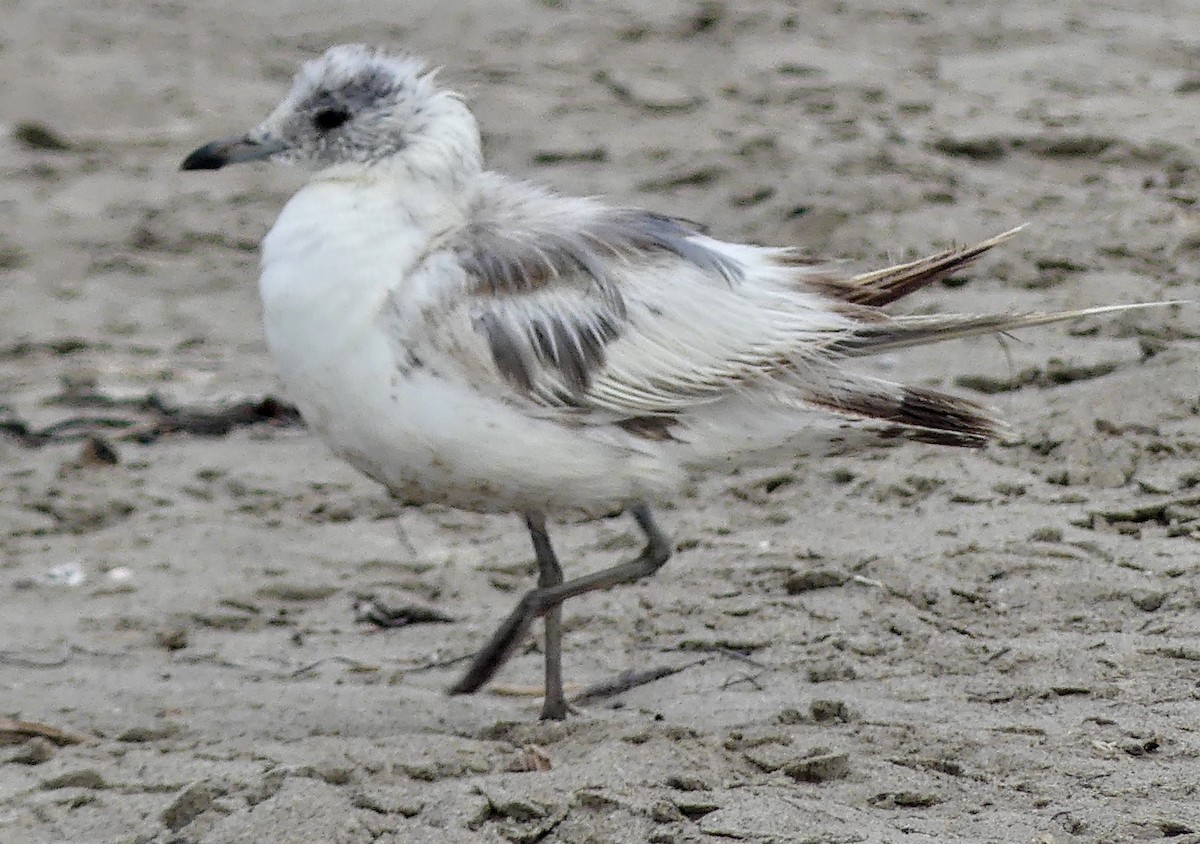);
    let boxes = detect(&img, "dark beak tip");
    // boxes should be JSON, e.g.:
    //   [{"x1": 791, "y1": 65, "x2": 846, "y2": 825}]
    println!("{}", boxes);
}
[{"x1": 180, "y1": 142, "x2": 228, "y2": 171}]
